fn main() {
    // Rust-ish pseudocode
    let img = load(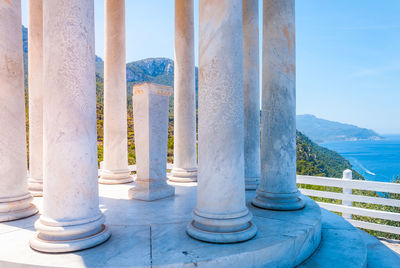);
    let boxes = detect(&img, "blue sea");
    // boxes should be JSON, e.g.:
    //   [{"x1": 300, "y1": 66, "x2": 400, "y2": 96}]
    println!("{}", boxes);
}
[{"x1": 322, "y1": 135, "x2": 400, "y2": 183}]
